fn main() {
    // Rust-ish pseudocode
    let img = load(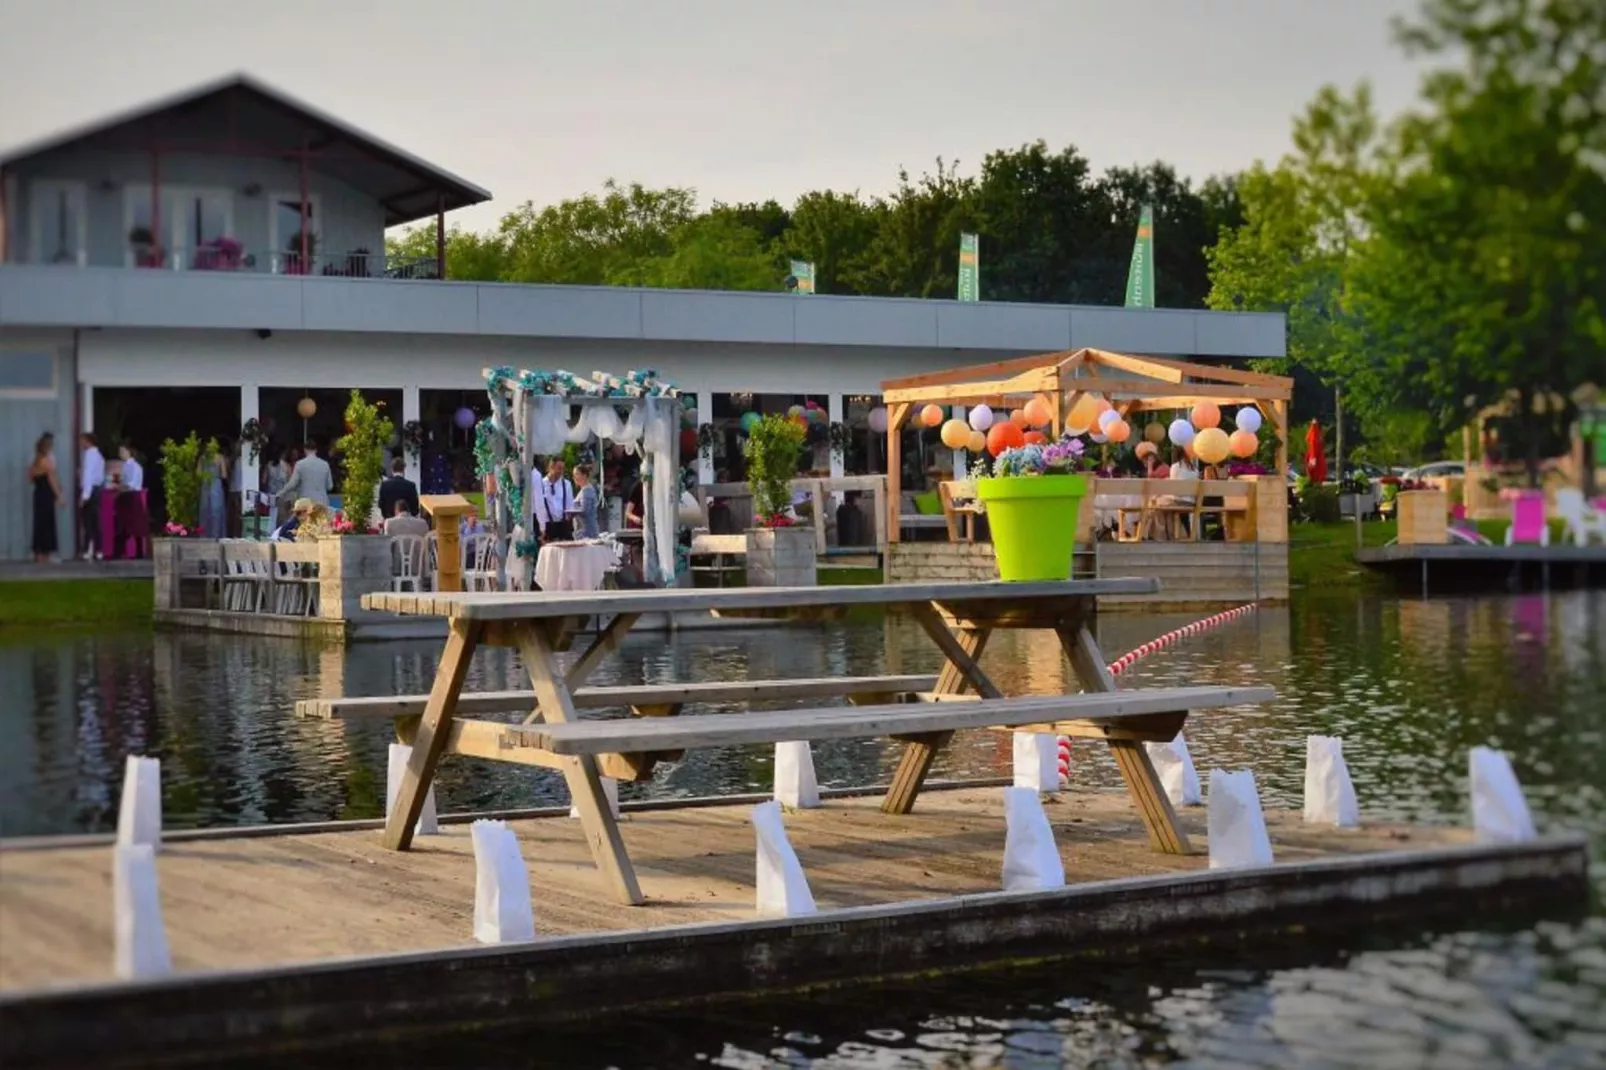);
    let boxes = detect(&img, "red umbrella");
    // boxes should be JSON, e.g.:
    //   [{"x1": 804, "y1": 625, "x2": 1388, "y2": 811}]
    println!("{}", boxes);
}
[{"x1": 1304, "y1": 420, "x2": 1327, "y2": 483}]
